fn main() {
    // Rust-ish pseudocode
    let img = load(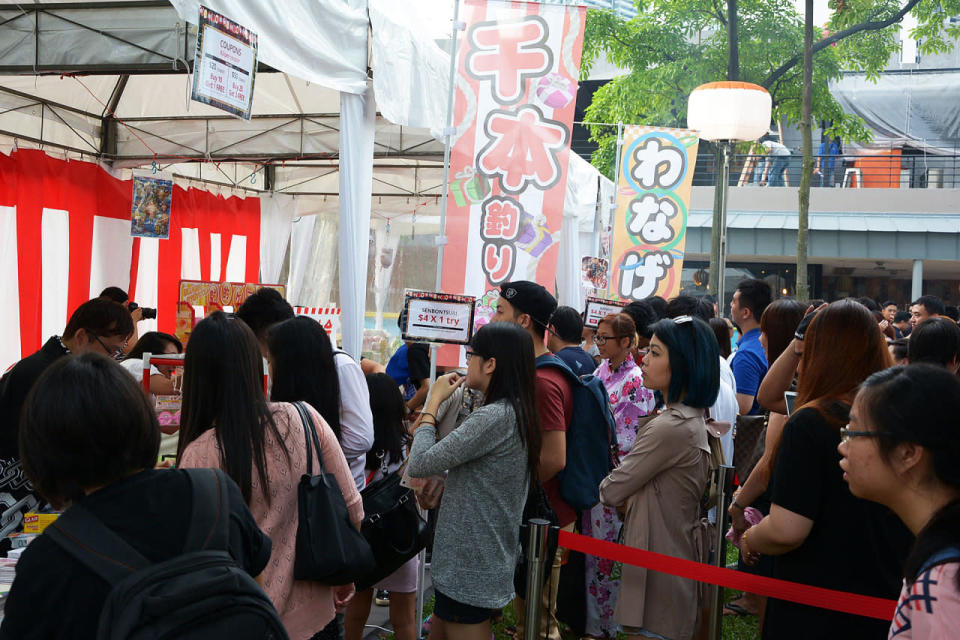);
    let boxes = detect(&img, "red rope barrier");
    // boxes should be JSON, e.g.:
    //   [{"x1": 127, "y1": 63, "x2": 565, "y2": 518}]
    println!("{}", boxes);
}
[{"x1": 558, "y1": 530, "x2": 896, "y2": 621}]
